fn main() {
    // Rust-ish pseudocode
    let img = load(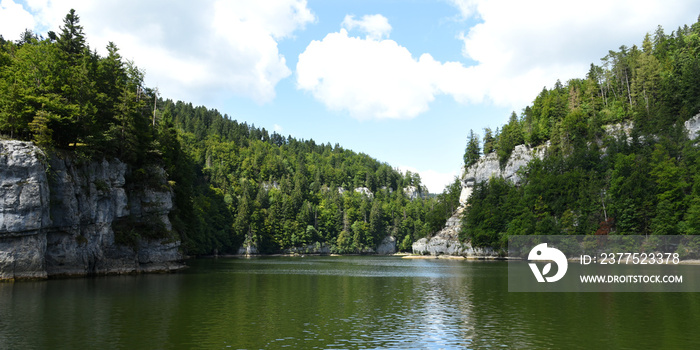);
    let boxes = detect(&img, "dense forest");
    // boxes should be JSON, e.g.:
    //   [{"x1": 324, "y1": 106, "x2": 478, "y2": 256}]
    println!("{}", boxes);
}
[
  {"x1": 461, "y1": 17, "x2": 700, "y2": 248},
  {"x1": 0, "y1": 10, "x2": 462, "y2": 255}
]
